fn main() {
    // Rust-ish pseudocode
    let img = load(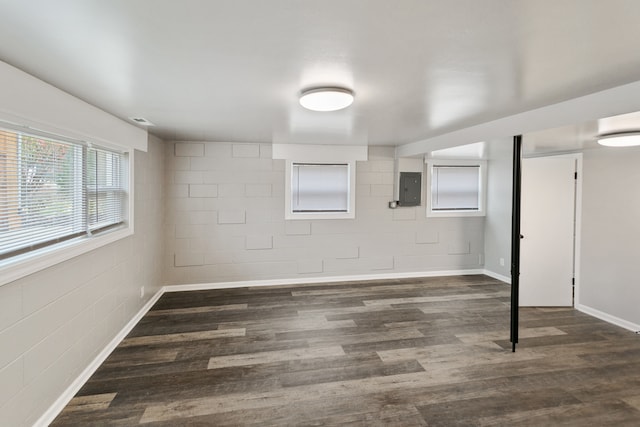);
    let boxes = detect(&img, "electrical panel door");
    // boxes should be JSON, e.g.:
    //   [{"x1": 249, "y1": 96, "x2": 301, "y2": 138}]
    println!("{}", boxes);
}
[{"x1": 399, "y1": 172, "x2": 421, "y2": 206}]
